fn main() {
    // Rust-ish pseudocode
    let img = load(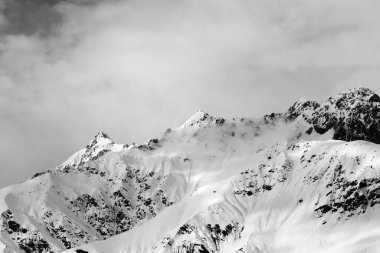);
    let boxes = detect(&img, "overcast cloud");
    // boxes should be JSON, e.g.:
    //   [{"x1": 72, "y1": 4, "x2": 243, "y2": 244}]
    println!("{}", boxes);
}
[{"x1": 1, "y1": 0, "x2": 380, "y2": 188}]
